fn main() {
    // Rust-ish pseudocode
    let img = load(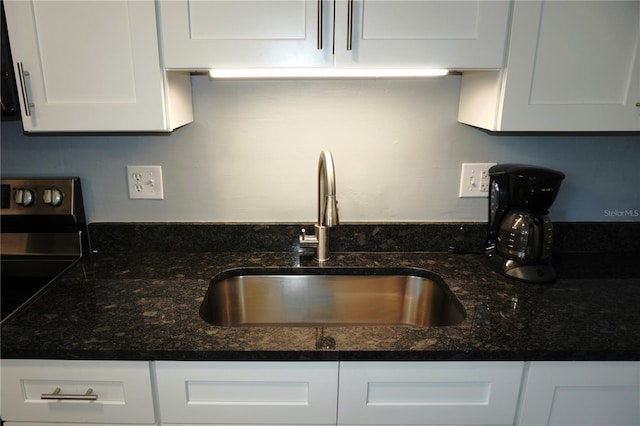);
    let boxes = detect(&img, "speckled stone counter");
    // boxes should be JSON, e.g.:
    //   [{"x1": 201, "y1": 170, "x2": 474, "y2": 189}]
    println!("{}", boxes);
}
[{"x1": 2, "y1": 225, "x2": 639, "y2": 361}]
